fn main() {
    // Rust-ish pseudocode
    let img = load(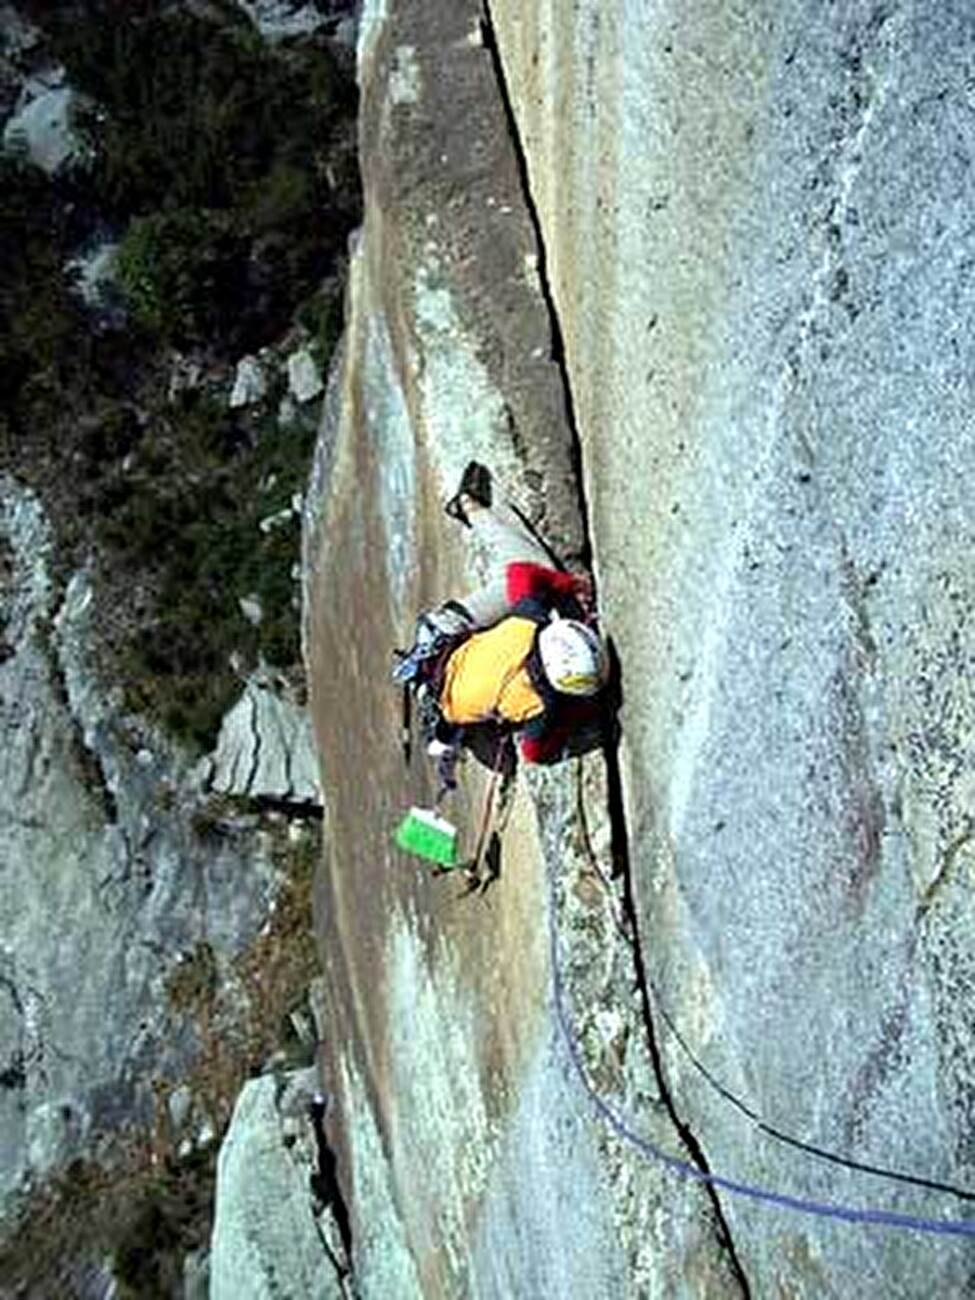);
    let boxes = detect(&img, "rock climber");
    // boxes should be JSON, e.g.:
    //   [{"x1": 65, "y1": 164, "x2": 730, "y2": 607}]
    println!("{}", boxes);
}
[{"x1": 394, "y1": 461, "x2": 614, "y2": 792}]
